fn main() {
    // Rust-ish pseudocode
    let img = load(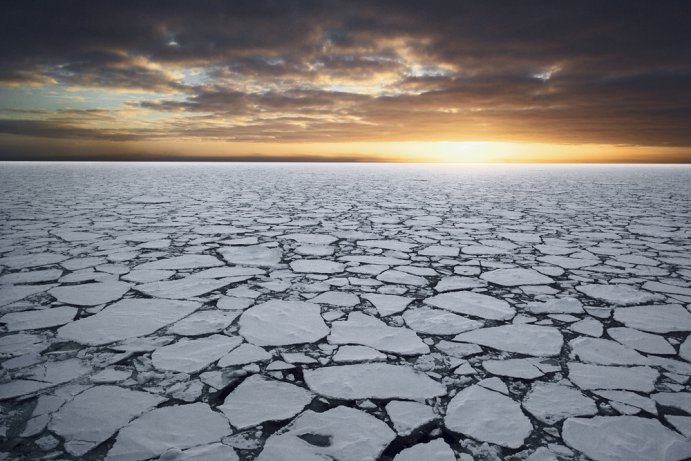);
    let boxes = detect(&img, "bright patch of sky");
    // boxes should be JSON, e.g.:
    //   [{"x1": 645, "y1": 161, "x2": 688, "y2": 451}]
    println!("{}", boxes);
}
[
  {"x1": 181, "y1": 68, "x2": 214, "y2": 86},
  {"x1": 533, "y1": 66, "x2": 562, "y2": 81},
  {"x1": 0, "y1": 86, "x2": 186, "y2": 114},
  {"x1": 408, "y1": 64, "x2": 452, "y2": 78}
]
